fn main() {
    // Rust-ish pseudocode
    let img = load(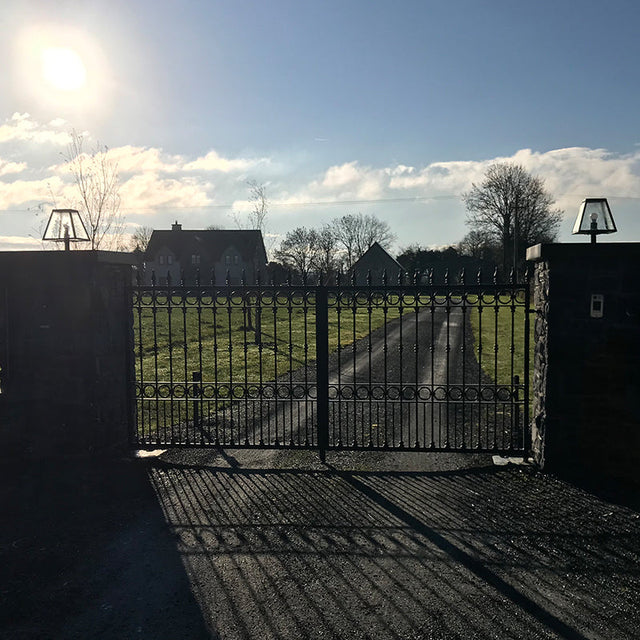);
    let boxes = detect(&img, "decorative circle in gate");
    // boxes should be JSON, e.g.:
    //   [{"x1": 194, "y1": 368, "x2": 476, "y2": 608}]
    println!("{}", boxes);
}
[
  {"x1": 216, "y1": 384, "x2": 231, "y2": 399},
  {"x1": 464, "y1": 387, "x2": 479, "y2": 401},
  {"x1": 402, "y1": 386, "x2": 416, "y2": 400},
  {"x1": 157, "y1": 384, "x2": 172, "y2": 398},
  {"x1": 262, "y1": 384, "x2": 276, "y2": 398},
  {"x1": 497, "y1": 387, "x2": 513, "y2": 401},
  {"x1": 277, "y1": 385, "x2": 291, "y2": 399},
  {"x1": 418, "y1": 386, "x2": 432, "y2": 401},
  {"x1": 449, "y1": 386, "x2": 463, "y2": 401},
  {"x1": 434, "y1": 386, "x2": 448, "y2": 401},
  {"x1": 371, "y1": 385, "x2": 385, "y2": 400},
  {"x1": 292, "y1": 385, "x2": 307, "y2": 399},
  {"x1": 232, "y1": 385, "x2": 245, "y2": 399},
  {"x1": 387, "y1": 386, "x2": 401, "y2": 400},
  {"x1": 340, "y1": 386, "x2": 354, "y2": 399}
]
